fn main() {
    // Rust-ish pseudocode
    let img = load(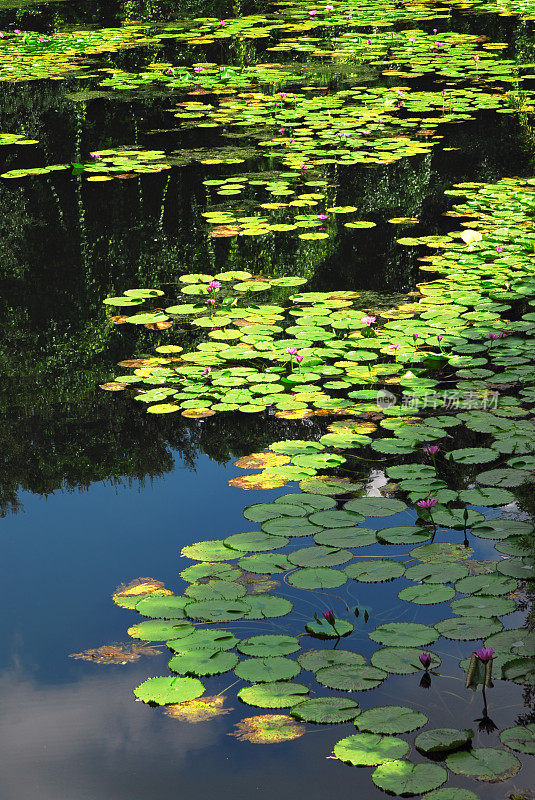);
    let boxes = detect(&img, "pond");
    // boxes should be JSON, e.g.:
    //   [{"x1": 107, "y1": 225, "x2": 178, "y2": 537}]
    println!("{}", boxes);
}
[{"x1": 0, "y1": 0, "x2": 534, "y2": 799}]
